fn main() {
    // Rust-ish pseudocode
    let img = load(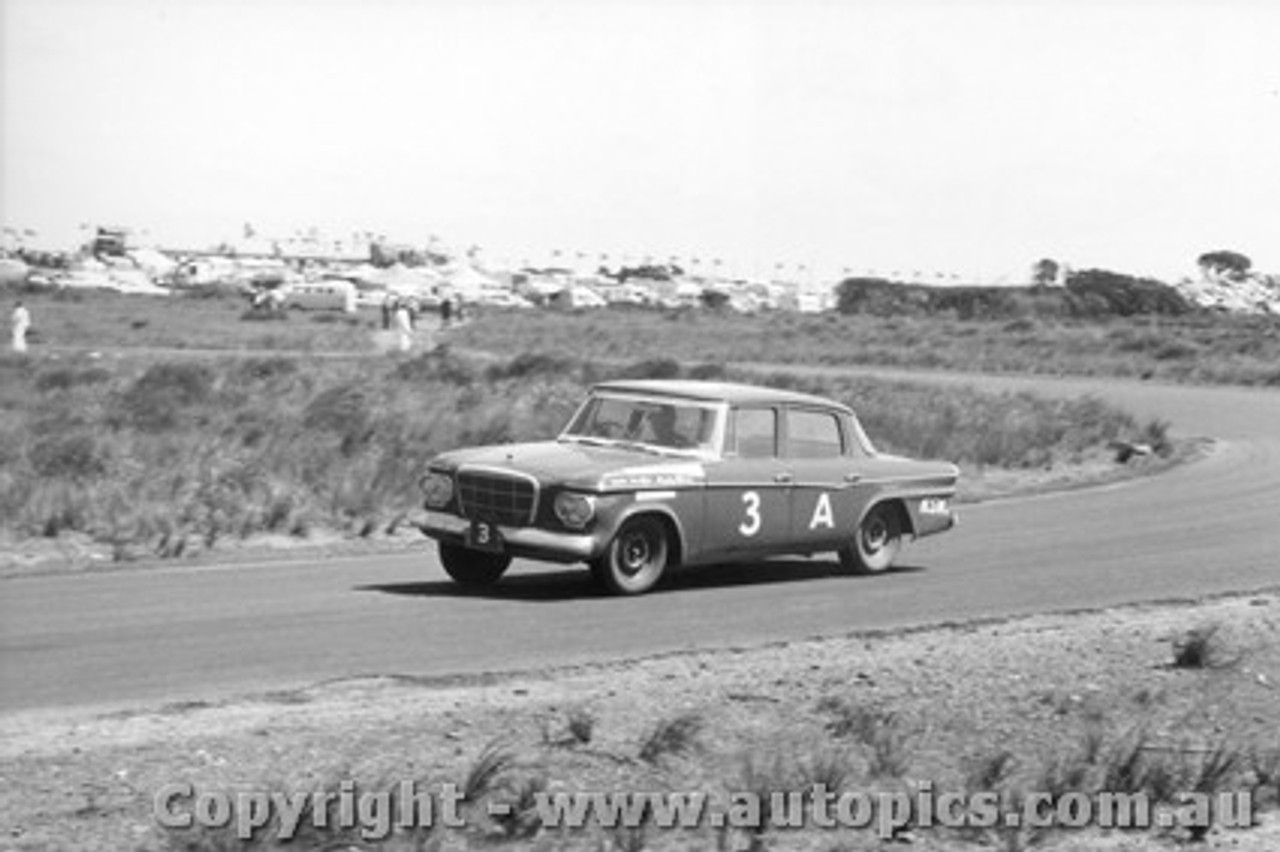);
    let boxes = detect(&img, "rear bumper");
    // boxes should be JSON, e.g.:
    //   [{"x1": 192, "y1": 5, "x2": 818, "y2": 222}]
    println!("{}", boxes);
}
[{"x1": 418, "y1": 510, "x2": 602, "y2": 563}]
